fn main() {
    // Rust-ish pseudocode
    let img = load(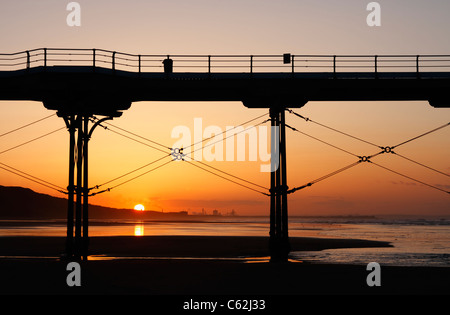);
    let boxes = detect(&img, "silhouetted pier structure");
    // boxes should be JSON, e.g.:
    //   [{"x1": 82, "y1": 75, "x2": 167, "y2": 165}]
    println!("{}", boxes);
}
[{"x1": 1, "y1": 48, "x2": 449, "y2": 261}]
